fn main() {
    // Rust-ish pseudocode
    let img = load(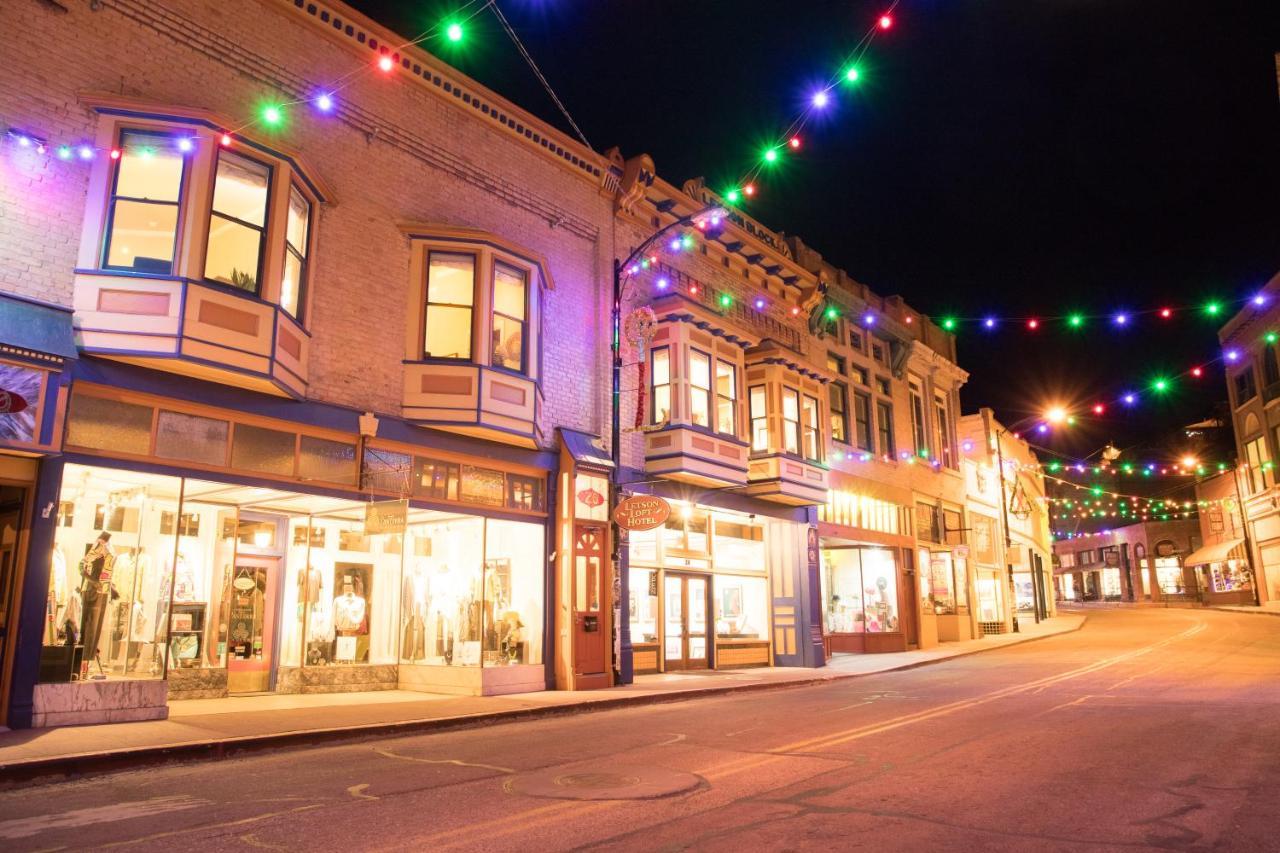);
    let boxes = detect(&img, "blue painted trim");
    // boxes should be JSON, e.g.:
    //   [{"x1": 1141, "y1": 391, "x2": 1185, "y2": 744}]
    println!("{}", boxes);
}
[
  {"x1": 0, "y1": 292, "x2": 73, "y2": 314},
  {"x1": 70, "y1": 357, "x2": 556, "y2": 469},
  {"x1": 76, "y1": 327, "x2": 175, "y2": 339}
]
